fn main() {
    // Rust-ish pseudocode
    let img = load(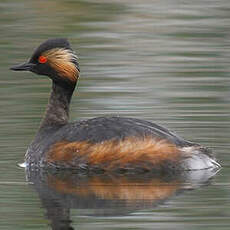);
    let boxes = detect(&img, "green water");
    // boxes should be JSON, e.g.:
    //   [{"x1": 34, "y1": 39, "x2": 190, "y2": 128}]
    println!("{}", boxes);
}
[{"x1": 1, "y1": 0, "x2": 230, "y2": 229}]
